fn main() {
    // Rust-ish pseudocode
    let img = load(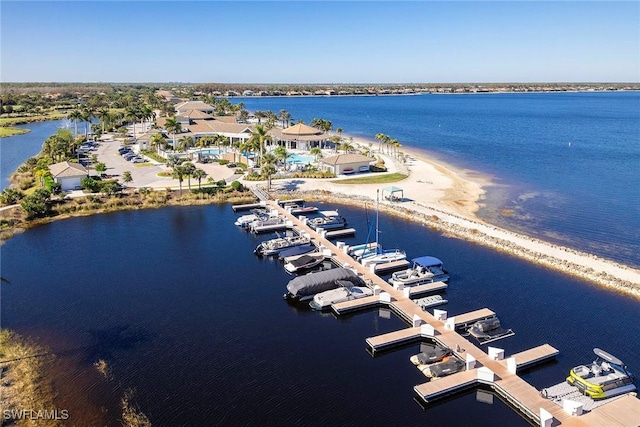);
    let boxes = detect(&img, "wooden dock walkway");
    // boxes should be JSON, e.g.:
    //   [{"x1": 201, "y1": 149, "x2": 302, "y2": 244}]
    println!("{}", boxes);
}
[
  {"x1": 407, "y1": 281, "x2": 448, "y2": 297},
  {"x1": 505, "y1": 344, "x2": 560, "y2": 370},
  {"x1": 325, "y1": 228, "x2": 356, "y2": 239},
  {"x1": 266, "y1": 200, "x2": 639, "y2": 427},
  {"x1": 414, "y1": 370, "x2": 478, "y2": 401},
  {"x1": 332, "y1": 295, "x2": 382, "y2": 314}
]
